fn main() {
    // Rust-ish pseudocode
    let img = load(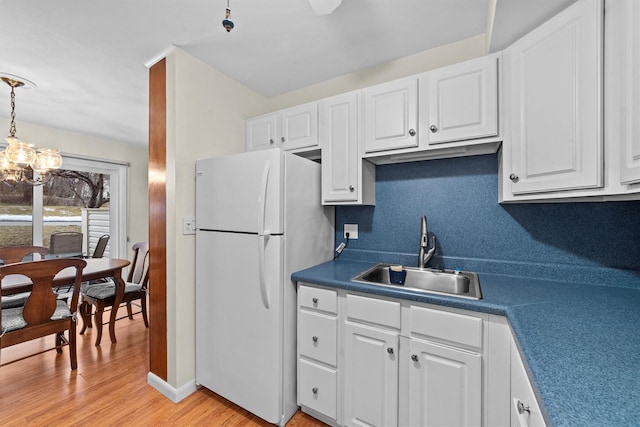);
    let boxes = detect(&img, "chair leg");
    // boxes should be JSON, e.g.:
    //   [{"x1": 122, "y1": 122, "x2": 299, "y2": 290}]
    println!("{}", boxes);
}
[
  {"x1": 141, "y1": 296, "x2": 149, "y2": 328},
  {"x1": 69, "y1": 323, "x2": 77, "y2": 370},
  {"x1": 126, "y1": 301, "x2": 134, "y2": 320},
  {"x1": 55, "y1": 333, "x2": 63, "y2": 353},
  {"x1": 79, "y1": 301, "x2": 91, "y2": 334},
  {"x1": 93, "y1": 306, "x2": 104, "y2": 346}
]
